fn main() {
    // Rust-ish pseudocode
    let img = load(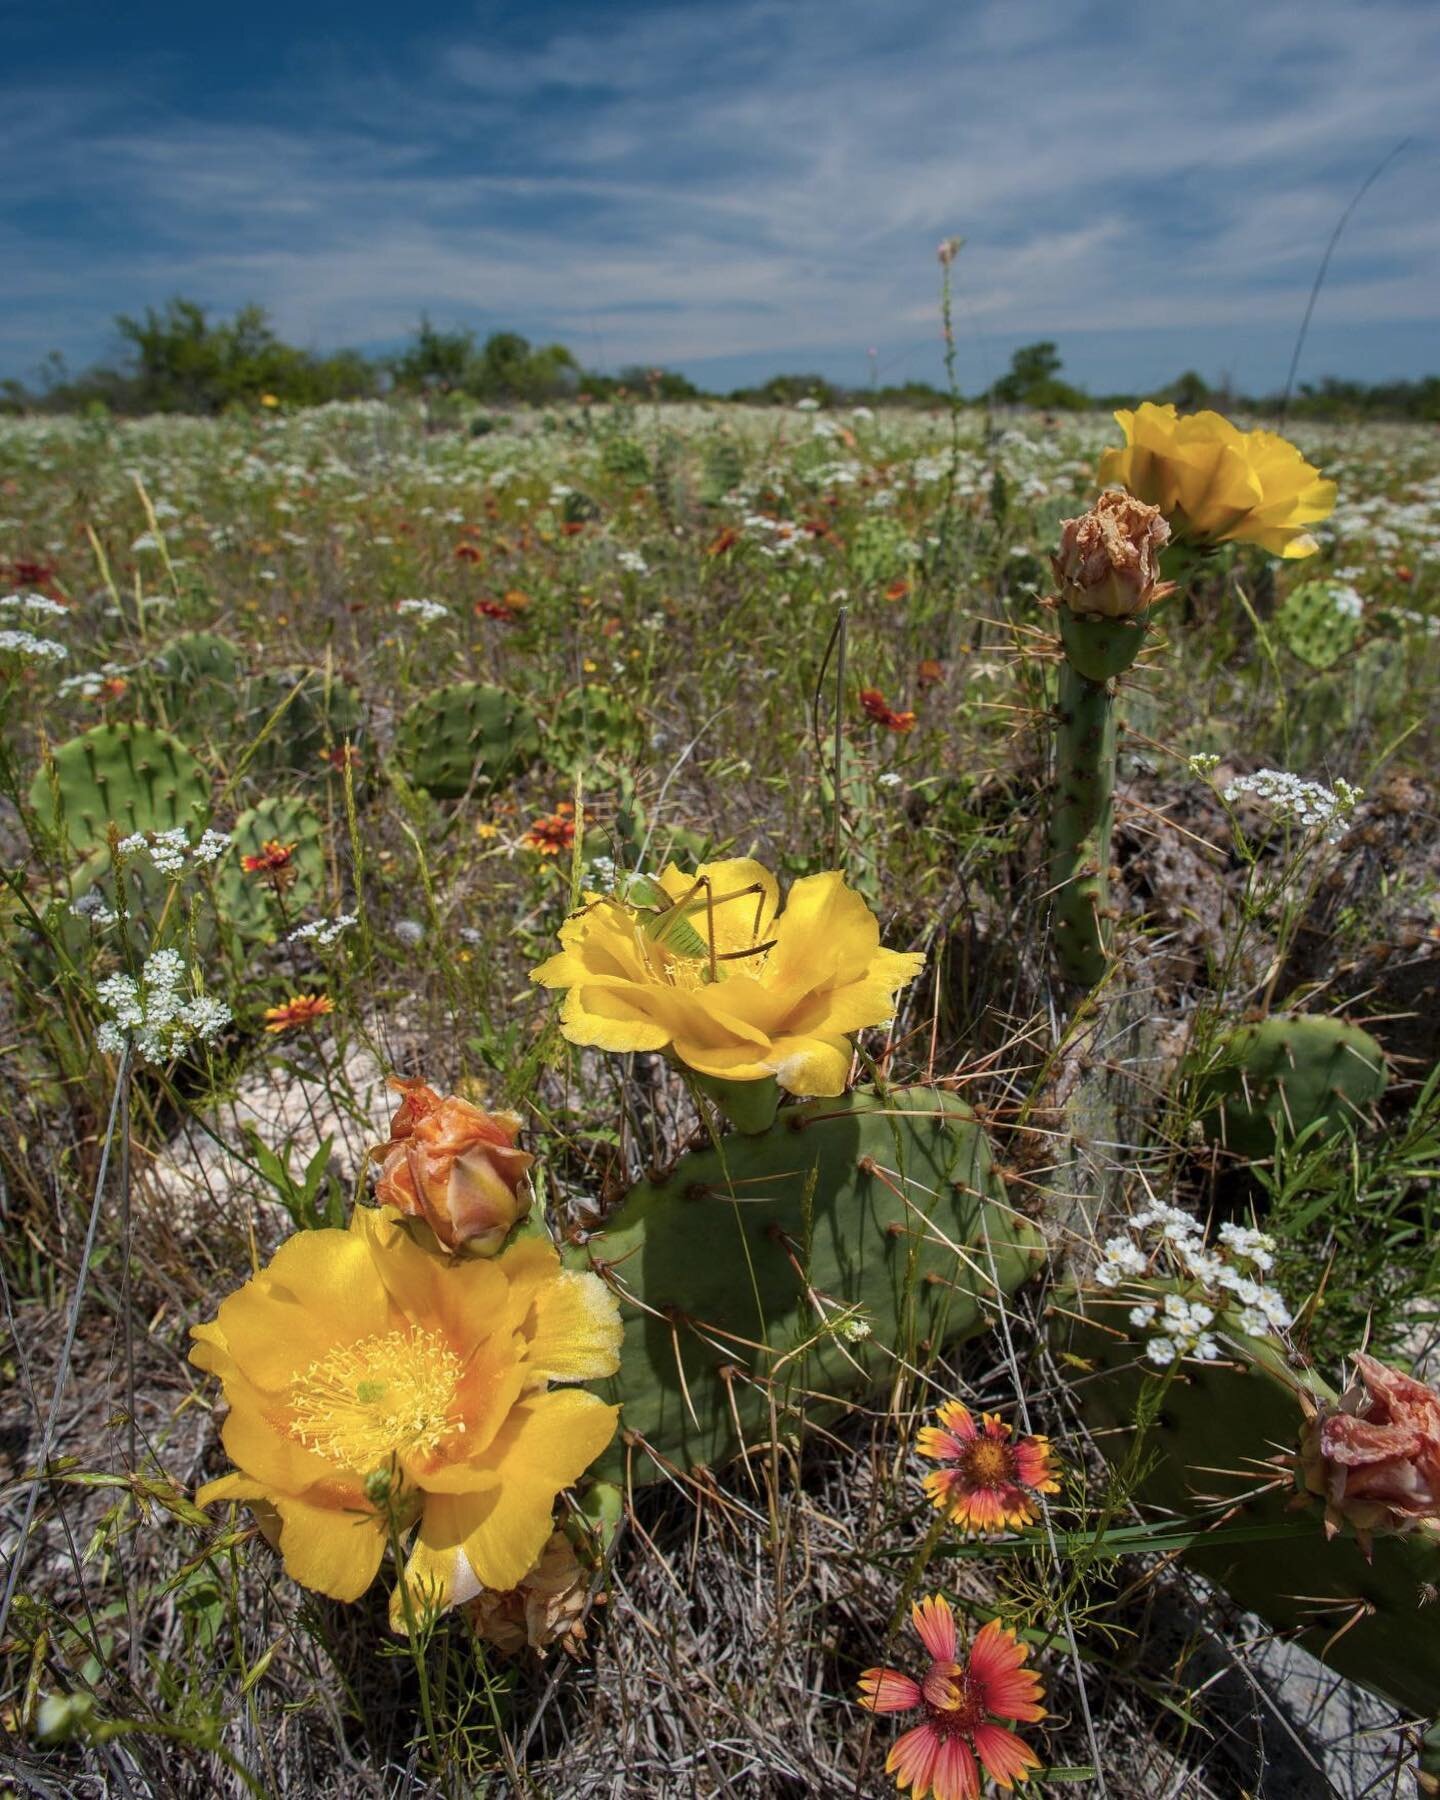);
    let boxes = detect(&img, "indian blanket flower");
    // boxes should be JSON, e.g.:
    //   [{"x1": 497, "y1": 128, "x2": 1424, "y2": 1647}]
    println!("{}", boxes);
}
[
  {"x1": 372, "y1": 1078, "x2": 534, "y2": 1255},
  {"x1": 1297, "y1": 1351, "x2": 1440, "y2": 1550},
  {"x1": 859, "y1": 1596, "x2": 1046, "y2": 1799},
  {"x1": 1053, "y1": 491, "x2": 1176, "y2": 619},
  {"x1": 860, "y1": 686, "x2": 917, "y2": 732},
  {"x1": 1097, "y1": 402, "x2": 1335, "y2": 560},
  {"x1": 530, "y1": 858, "x2": 924, "y2": 1097},
  {"x1": 917, "y1": 1402, "x2": 1060, "y2": 1532},
  {"x1": 263, "y1": 993, "x2": 335, "y2": 1033},
  {"x1": 524, "y1": 806, "x2": 577, "y2": 855},
  {"x1": 191, "y1": 1204, "x2": 622, "y2": 1610},
  {"x1": 243, "y1": 838, "x2": 299, "y2": 879}
]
